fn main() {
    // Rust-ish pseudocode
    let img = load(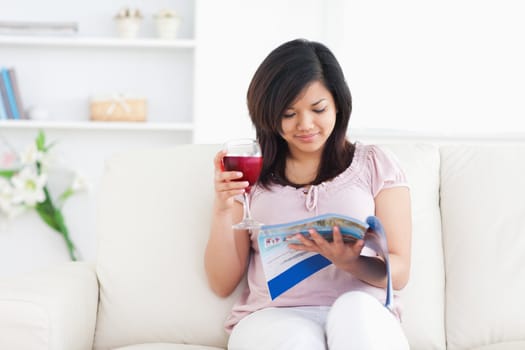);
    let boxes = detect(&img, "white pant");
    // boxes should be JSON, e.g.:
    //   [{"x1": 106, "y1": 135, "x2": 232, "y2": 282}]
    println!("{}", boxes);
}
[{"x1": 228, "y1": 291, "x2": 409, "y2": 350}]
